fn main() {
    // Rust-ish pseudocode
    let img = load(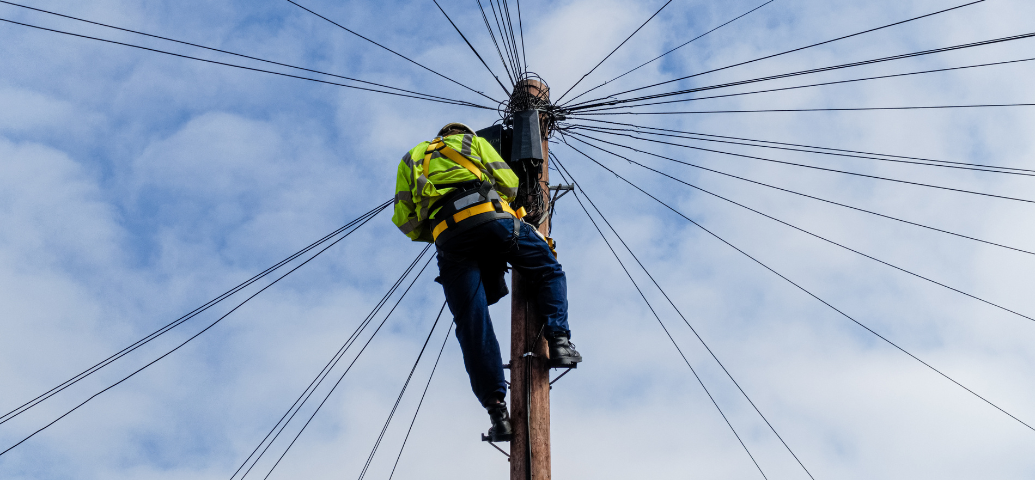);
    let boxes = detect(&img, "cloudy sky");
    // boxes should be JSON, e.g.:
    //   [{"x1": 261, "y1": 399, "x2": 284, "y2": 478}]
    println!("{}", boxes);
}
[{"x1": 2, "y1": 0, "x2": 1034, "y2": 478}]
